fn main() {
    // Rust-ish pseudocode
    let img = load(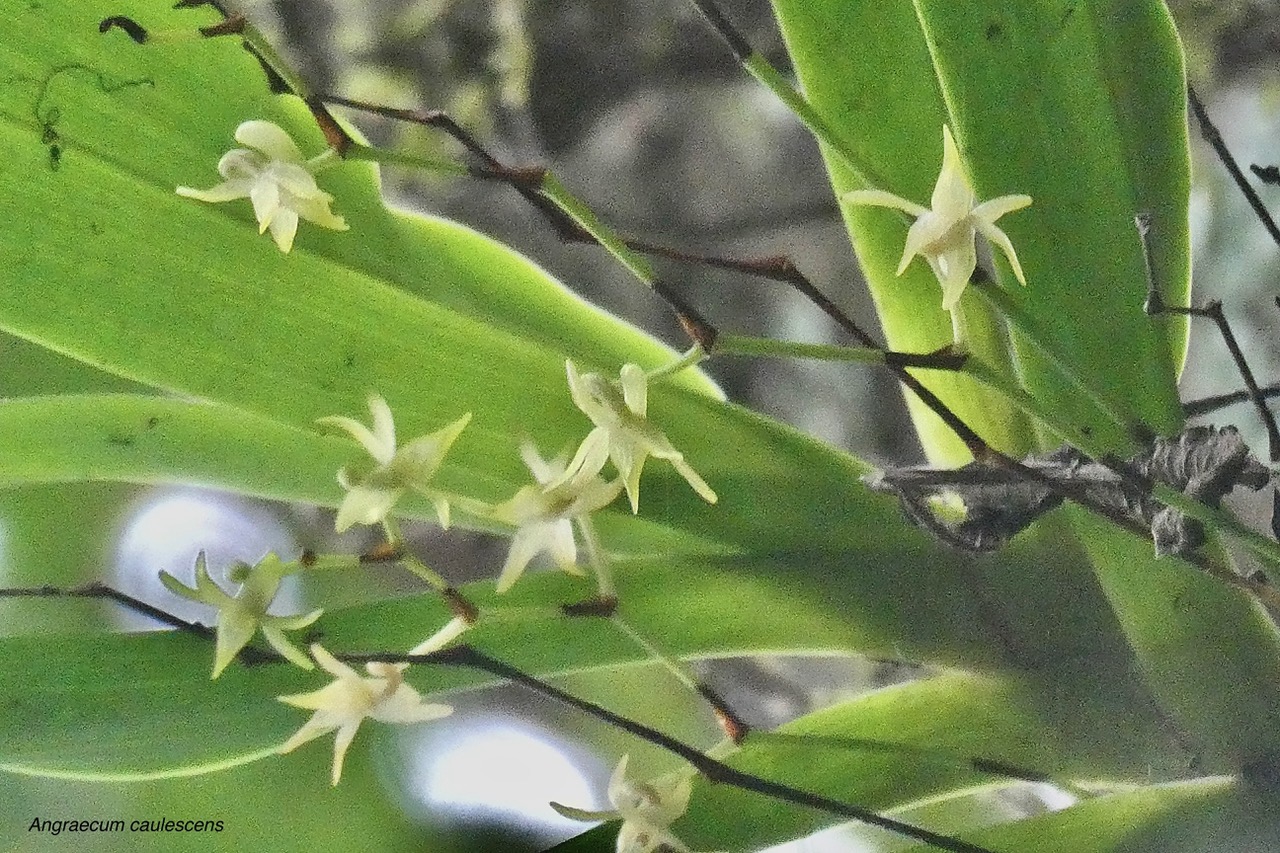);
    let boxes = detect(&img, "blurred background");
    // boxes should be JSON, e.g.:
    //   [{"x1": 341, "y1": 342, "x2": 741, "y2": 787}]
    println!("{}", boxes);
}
[{"x1": 4, "y1": 0, "x2": 1280, "y2": 850}]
